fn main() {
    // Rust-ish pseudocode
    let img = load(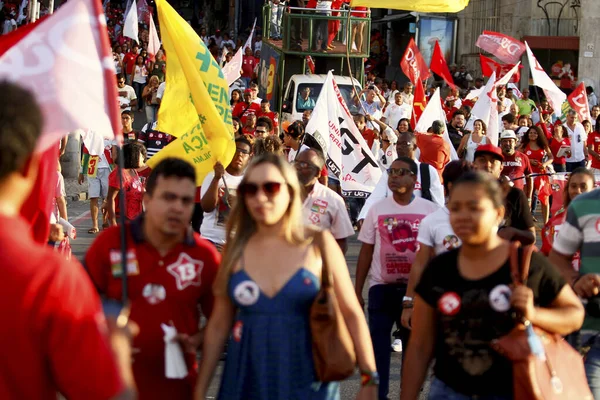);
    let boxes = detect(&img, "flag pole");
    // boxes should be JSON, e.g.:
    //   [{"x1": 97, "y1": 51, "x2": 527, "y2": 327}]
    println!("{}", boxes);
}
[{"x1": 344, "y1": 6, "x2": 369, "y2": 117}]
